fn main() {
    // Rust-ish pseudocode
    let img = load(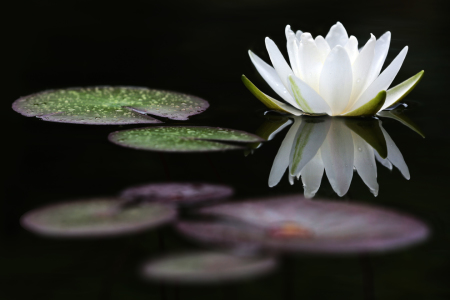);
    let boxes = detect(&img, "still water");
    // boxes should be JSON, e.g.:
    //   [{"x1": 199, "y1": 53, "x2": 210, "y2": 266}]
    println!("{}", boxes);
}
[{"x1": 3, "y1": 0, "x2": 450, "y2": 299}]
